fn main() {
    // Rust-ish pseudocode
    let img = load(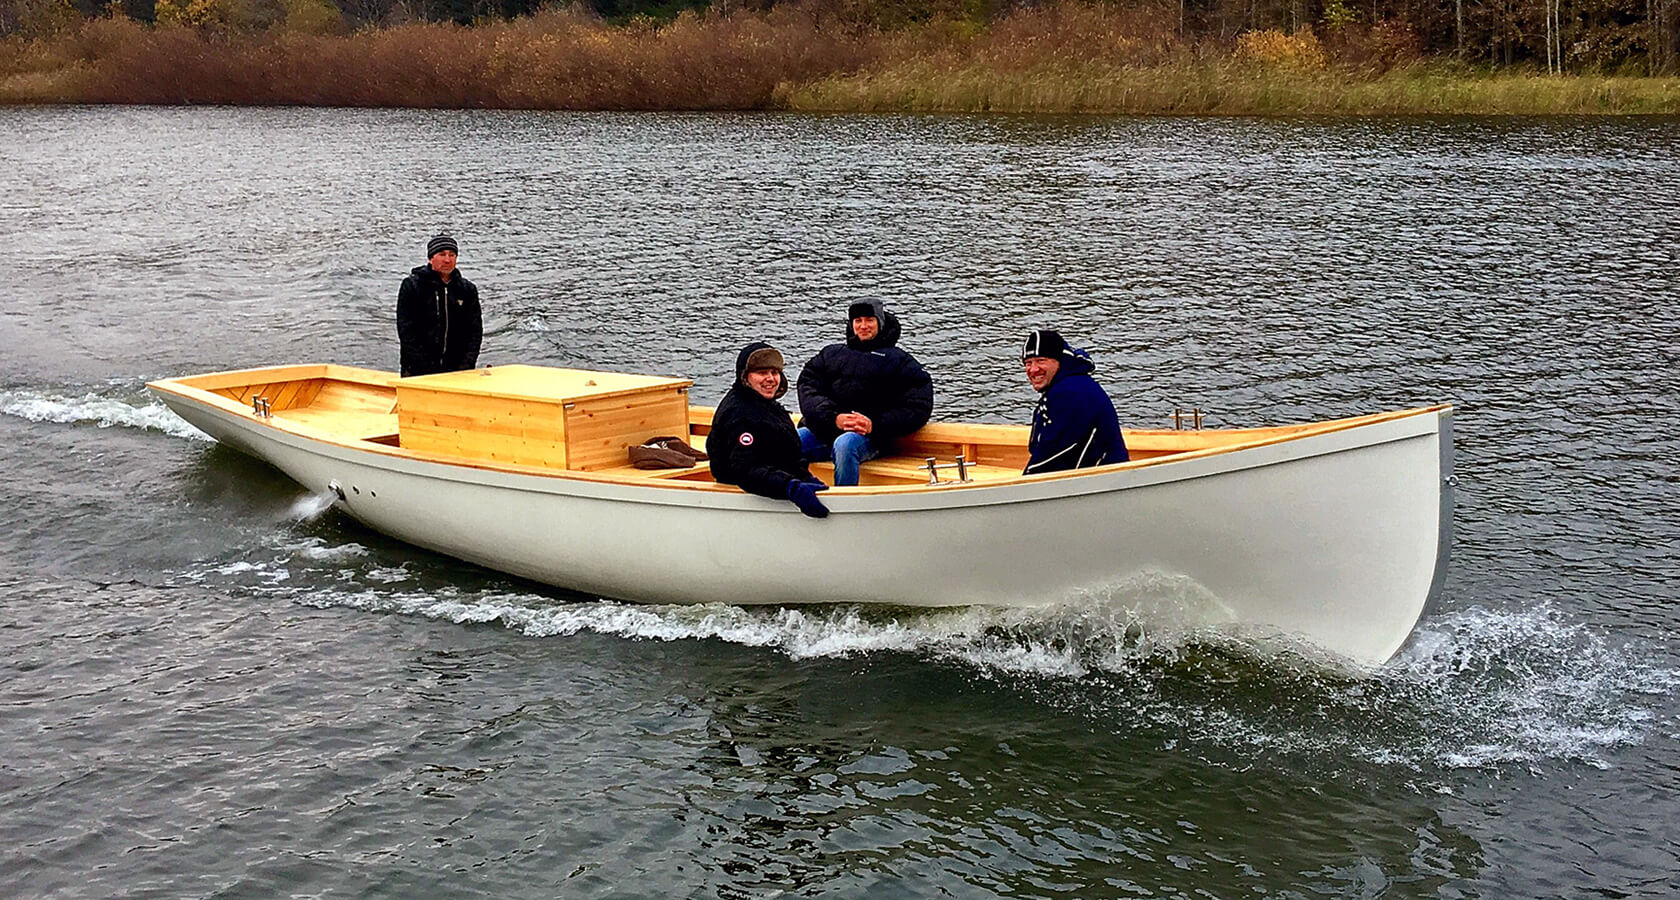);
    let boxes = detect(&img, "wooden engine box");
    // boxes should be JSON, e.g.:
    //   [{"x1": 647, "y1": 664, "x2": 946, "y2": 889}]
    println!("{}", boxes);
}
[{"x1": 394, "y1": 365, "x2": 693, "y2": 470}]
